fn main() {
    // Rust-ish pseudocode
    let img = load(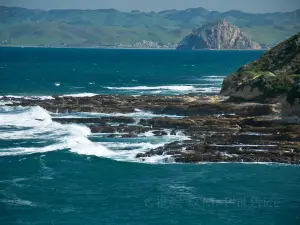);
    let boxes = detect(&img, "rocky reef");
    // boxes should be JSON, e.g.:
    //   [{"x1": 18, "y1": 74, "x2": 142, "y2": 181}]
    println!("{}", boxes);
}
[
  {"x1": 177, "y1": 20, "x2": 261, "y2": 50},
  {"x1": 2, "y1": 33, "x2": 300, "y2": 164},
  {"x1": 2, "y1": 95, "x2": 299, "y2": 164},
  {"x1": 221, "y1": 32, "x2": 300, "y2": 101}
]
